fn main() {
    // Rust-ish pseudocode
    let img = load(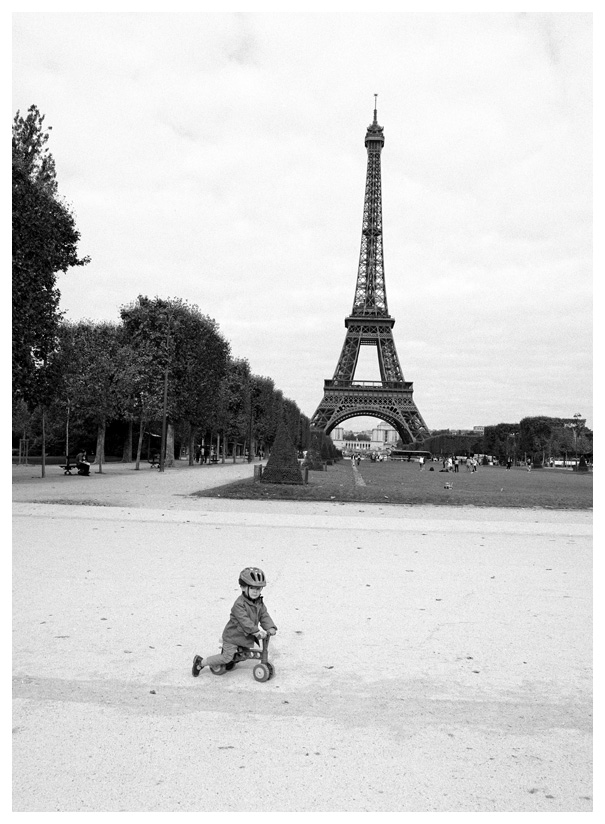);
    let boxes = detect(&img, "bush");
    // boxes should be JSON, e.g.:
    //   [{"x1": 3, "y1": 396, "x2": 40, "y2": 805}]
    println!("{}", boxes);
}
[
  {"x1": 302, "y1": 431, "x2": 324, "y2": 471},
  {"x1": 261, "y1": 418, "x2": 304, "y2": 485}
]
